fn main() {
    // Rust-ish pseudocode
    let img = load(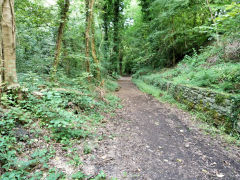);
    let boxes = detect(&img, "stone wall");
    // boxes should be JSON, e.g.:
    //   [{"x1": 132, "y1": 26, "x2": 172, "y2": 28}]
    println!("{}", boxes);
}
[{"x1": 140, "y1": 76, "x2": 240, "y2": 132}]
